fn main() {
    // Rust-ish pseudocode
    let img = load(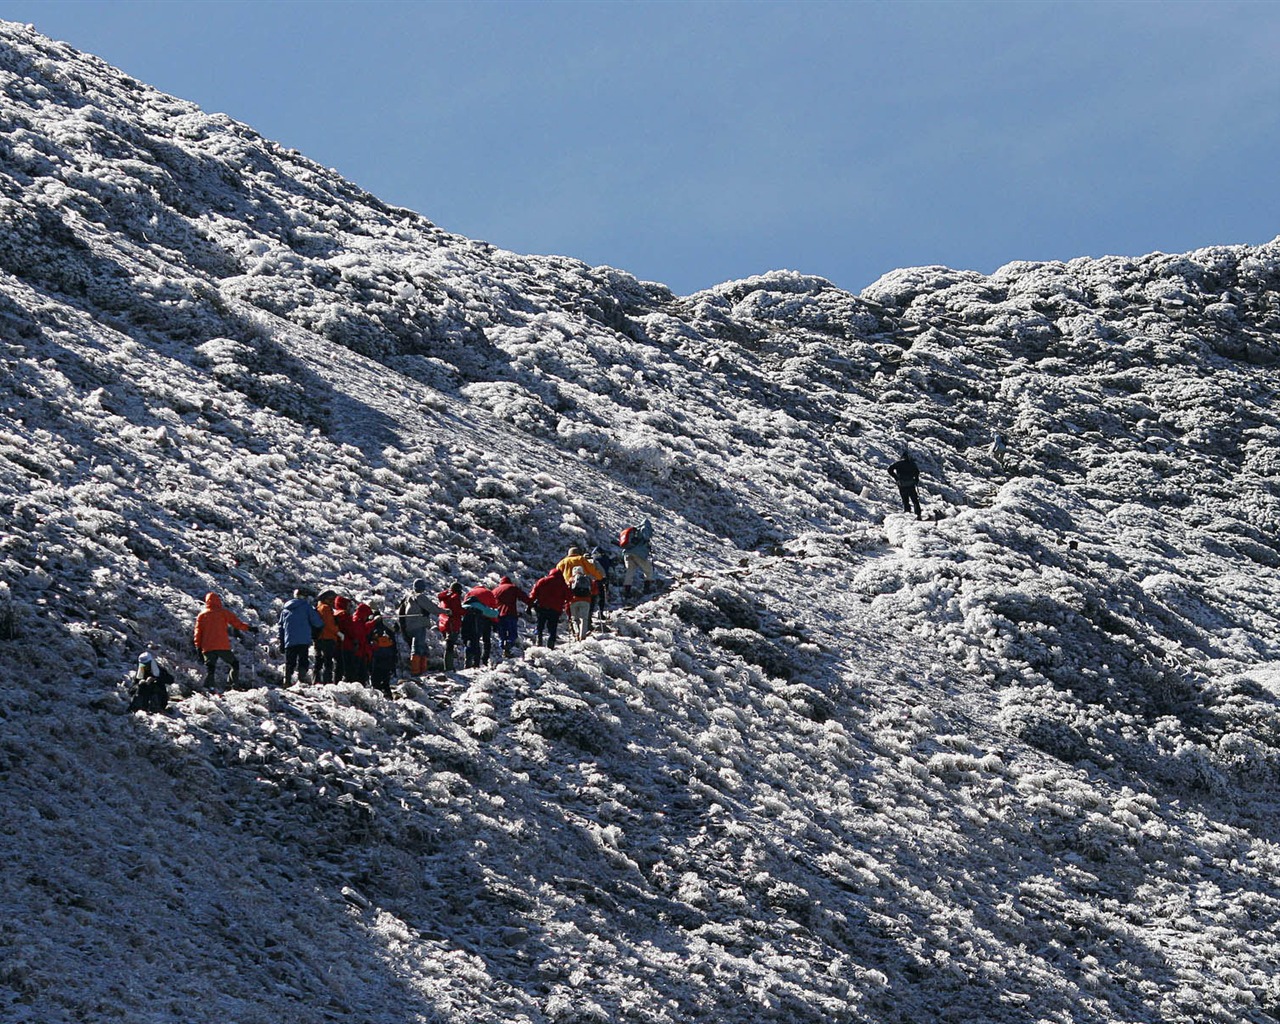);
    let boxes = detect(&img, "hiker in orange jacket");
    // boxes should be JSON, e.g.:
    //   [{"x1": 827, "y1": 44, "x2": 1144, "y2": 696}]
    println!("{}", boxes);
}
[
  {"x1": 193, "y1": 592, "x2": 254, "y2": 691},
  {"x1": 314, "y1": 590, "x2": 341, "y2": 684}
]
